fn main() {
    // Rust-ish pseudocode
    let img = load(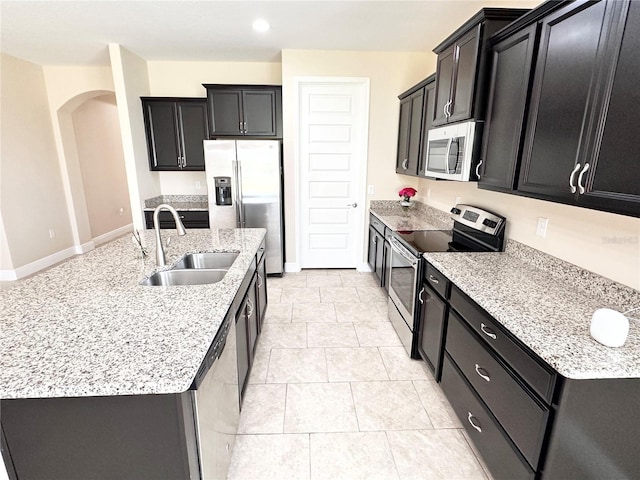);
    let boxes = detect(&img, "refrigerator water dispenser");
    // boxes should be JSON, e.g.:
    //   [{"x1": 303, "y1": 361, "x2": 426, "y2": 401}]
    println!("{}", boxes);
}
[{"x1": 214, "y1": 177, "x2": 232, "y2": 206}]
